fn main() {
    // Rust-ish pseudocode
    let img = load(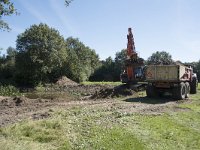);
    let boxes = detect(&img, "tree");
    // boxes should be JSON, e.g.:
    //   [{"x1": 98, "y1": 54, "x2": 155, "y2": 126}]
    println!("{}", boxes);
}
[
  {"x1": 90, "y1": 49, "x2": 128, "y2": 82},
  {"x1": 65, "y1": 37, "x2": 100, "y2": 82},
  {"x1": 0, "y1": 0, "x2": 73, "y2": 31},
  {"x1": 16, "y1": 23, "x2": 67, "y2": 86},
  {"x1": 114, "y1": 49, "x2": 127, "y2": 78},
  {"x1": 6, "y1": 46, "x2": 17, "y2": 58},
  {"x1": 0, "y1": 46, "x2": 17, "y2": 84},
  {"x1": 90, "y1": 56, "x2": 125, "y2": 81},
  {"x1": 146, "y1": 51, "x2": 173, "y2": 65},
  {"x1": 0, "y1": 0, "x2": 17, "y2": 31}
]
